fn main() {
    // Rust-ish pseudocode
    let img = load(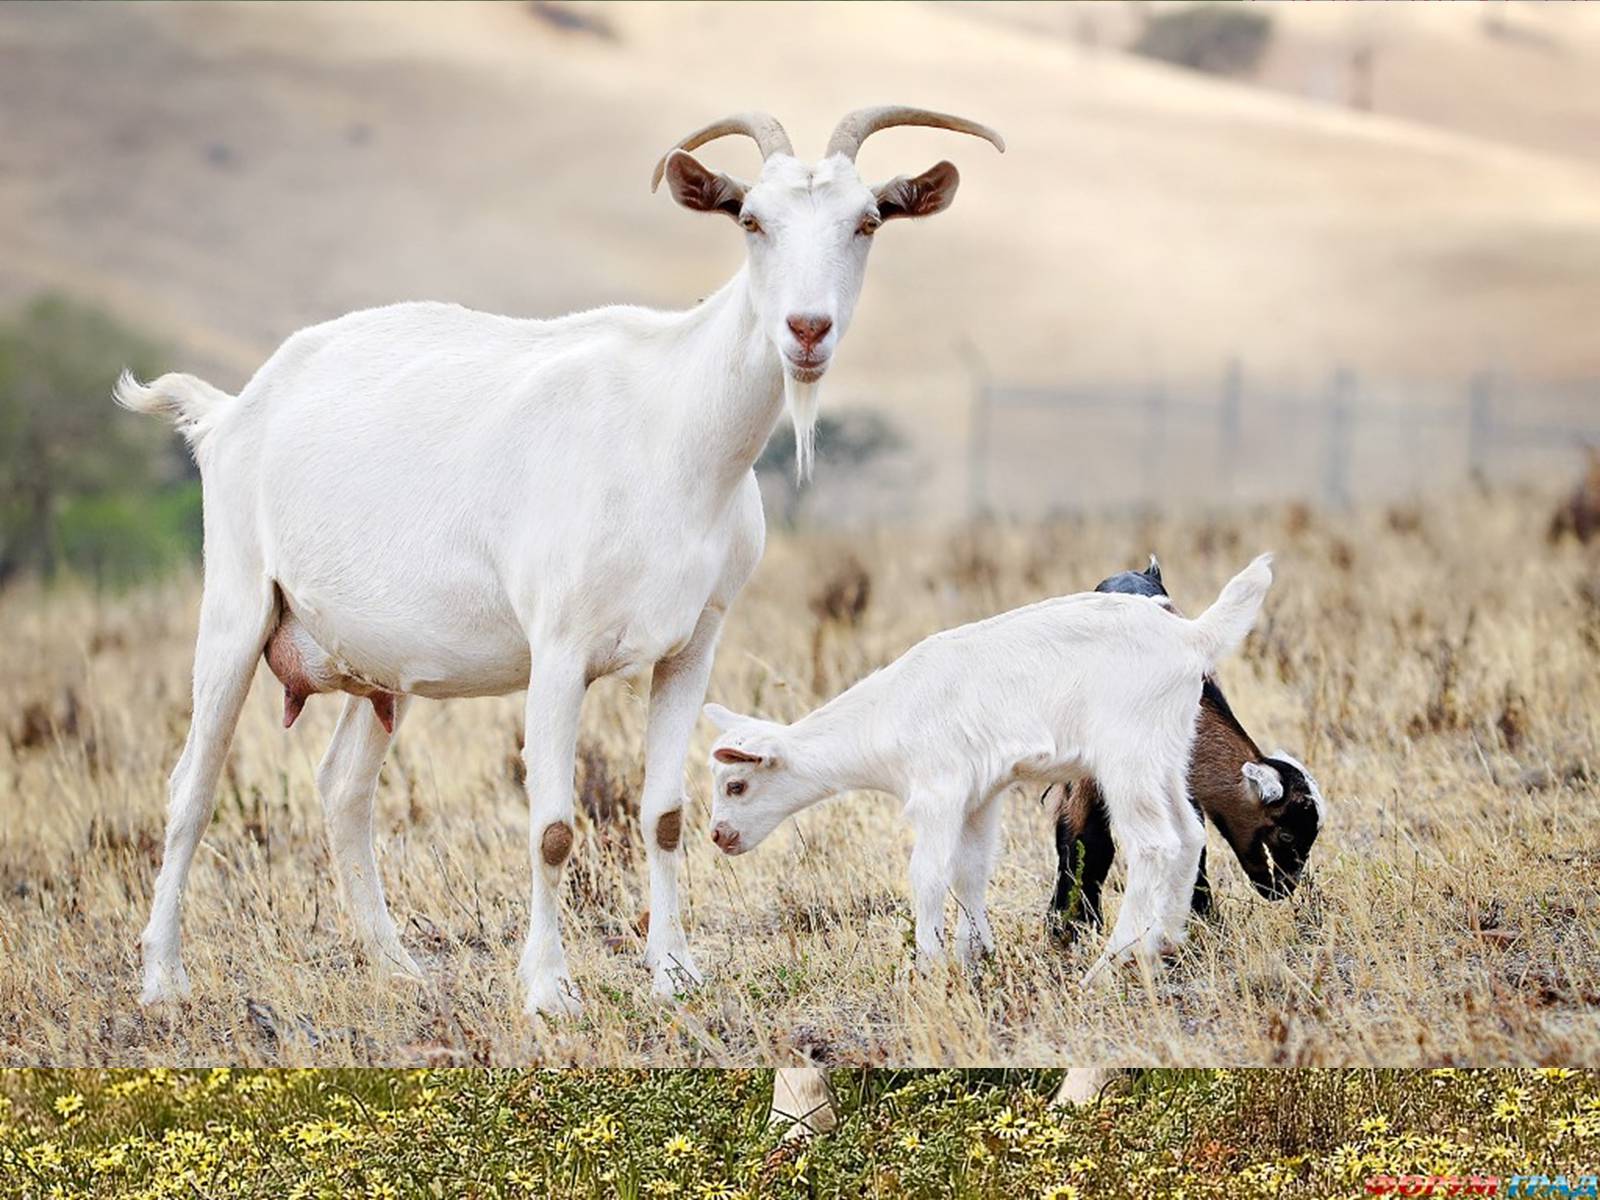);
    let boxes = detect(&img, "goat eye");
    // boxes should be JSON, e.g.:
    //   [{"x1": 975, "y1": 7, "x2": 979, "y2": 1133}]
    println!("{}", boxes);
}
[
  {"x1": 858, "y1": 215, "x2": 882, "y2": 237},
  {"x1": 725, "y1": 780, "x2": 747, "y2": 797},
  {"x1": 739, "y1": 213, "x2": 762, "y2": 235}
]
